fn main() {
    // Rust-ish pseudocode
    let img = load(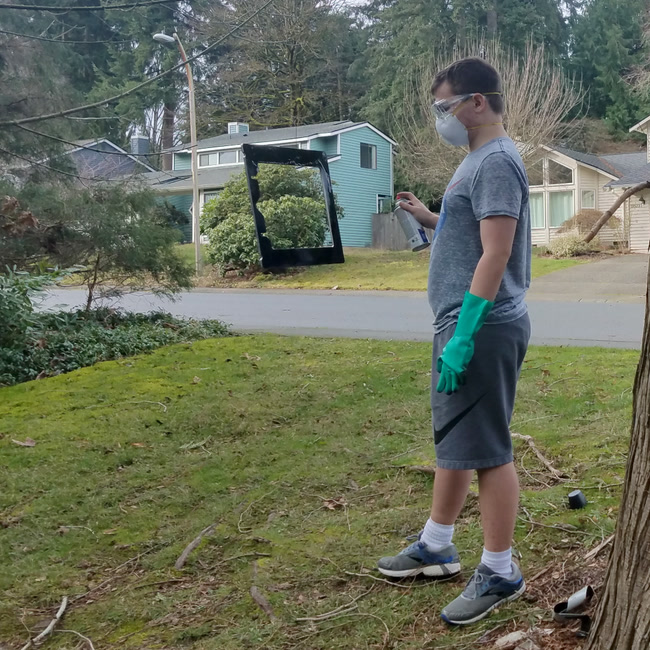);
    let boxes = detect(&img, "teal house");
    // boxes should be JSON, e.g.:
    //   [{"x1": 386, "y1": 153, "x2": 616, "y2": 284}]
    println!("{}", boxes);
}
[{"x1": 146, "y1": 121, "x2": 396, "y2": 246}]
